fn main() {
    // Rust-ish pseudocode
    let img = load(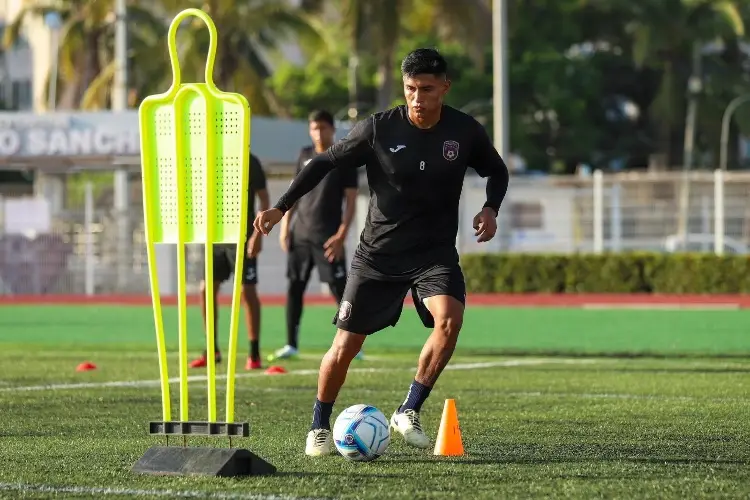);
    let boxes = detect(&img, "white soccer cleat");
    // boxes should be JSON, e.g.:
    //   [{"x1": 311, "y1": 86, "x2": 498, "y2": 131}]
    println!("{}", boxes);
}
[
  {"x1": 390, "y1": 409, "x2": 430, "y2": 449},
  {"x1": 305, "y1": 428, "x2": 333, "y2": 457},
  {"x1": 267, "y1": 345, "x2": 298, "y2": 362}
]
